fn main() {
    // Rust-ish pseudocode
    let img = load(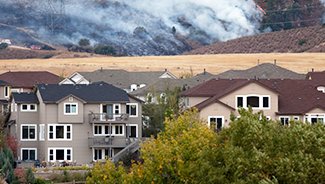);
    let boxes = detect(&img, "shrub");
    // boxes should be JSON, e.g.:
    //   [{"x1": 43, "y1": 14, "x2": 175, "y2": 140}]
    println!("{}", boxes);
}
[
  {"x1": 78, "y1": 39, "x2": 90, "y2": 46},
  {"x1": 0, "y1": 43, "x2": 8, "y2": 50},
  {"x1": 71, "y1": 172, "x2": 85, "y2": 181},
  {"x1": 35, "y1": 177, "x2": 45, "y2": 184},
  {"x1": 82, "y1": 46, "x2": 94, "y2": 53},
  {"x1": 1, "y1": 158, "x2": 14, "y2": 183},
  {"x1": 298, "y1": 39, "x2": 307, "y2": 46},
  {"x1": 94, "y1": 45, "x2": 116, "y2": 56},
  {"x1": 43, "y1": 54, "x2": 53, "y2": 59},
  {"x1": 25, "y1": 168, "x2": 35, "y2": 184},
  {"x1": 14, "y1": 168, "x2": 26, "y2": 183},
  {"x1": 133, "y1": 27, "x2": 147, "y2": 35},
  {"x1": 60, "y1": 170, "x2": 70, "y2": 182},
  {"x1": 47, "y1": 172, "x2": 62, "y2": 181}
]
